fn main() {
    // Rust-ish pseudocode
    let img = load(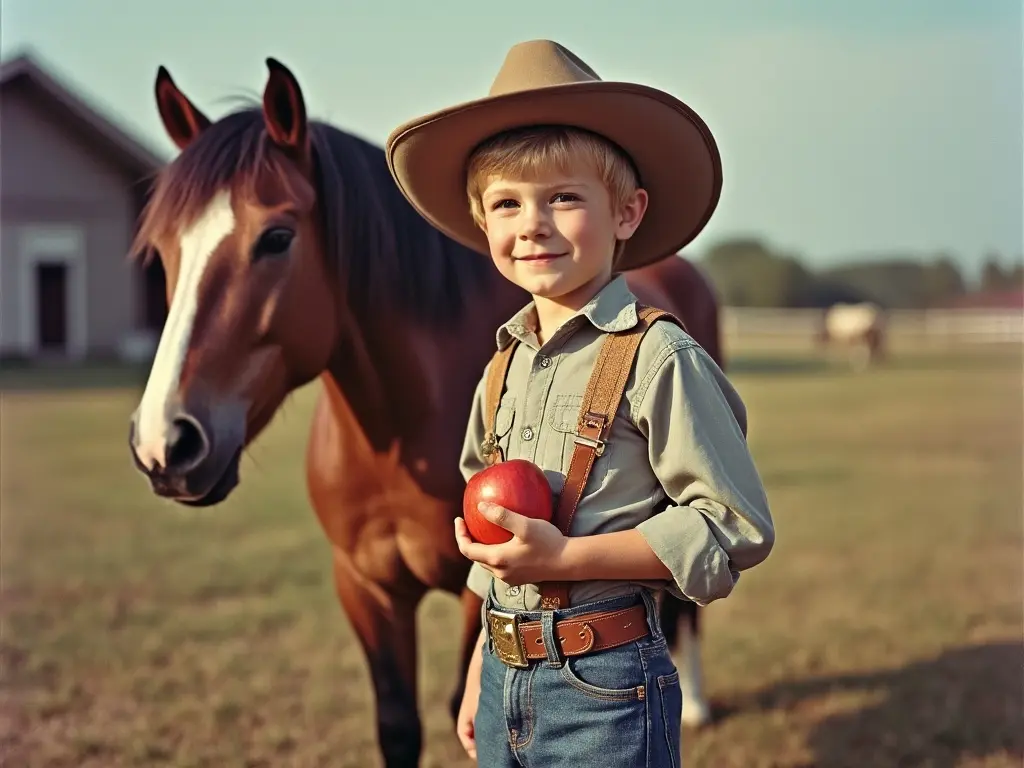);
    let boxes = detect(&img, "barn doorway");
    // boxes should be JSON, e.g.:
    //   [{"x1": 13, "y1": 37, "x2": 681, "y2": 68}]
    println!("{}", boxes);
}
[
  {"x1": 17, "y1": 226, "x2": 87, "y2": 359},
  {"x1": 36, "y1": 262, "x2": 69, "y2": 352}
]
